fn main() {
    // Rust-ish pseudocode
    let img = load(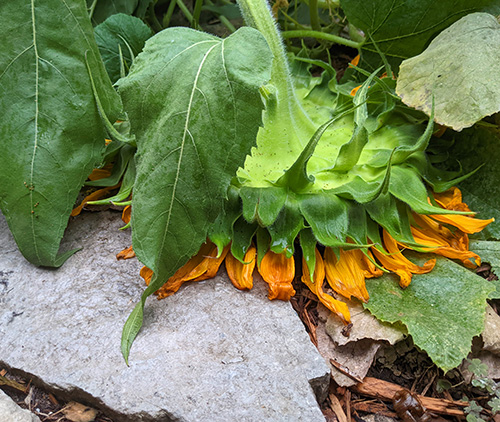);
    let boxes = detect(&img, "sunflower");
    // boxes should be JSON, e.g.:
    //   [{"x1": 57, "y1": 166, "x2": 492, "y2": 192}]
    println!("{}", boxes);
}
[{"x1": 118, "y1": 186, "x2": 493, "y2": 324}]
